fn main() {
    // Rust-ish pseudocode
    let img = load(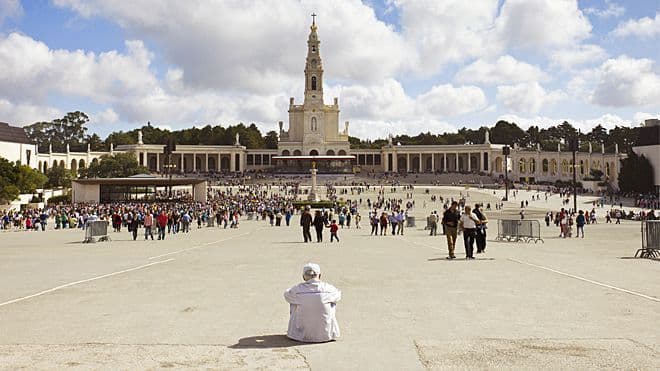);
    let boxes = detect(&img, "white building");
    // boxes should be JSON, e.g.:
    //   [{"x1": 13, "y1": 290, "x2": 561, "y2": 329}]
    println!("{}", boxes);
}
[{"x1": 0, "y1": 122, "x2": 37, "y2": 168}]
